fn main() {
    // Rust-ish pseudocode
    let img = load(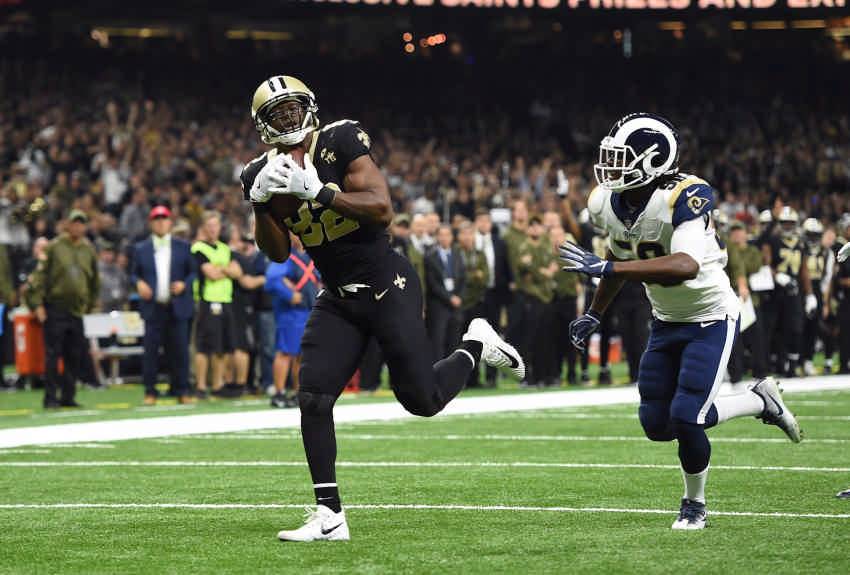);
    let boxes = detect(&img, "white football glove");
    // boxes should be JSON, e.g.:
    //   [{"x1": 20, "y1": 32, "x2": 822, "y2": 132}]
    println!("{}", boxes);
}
[
  {"x1": 774, "y1": 272, "x2": 791, "y2": 287},
  {"x1": 270, "y1": 153, "x2": 324, "y2": 201},
  {"x1": 805, "y1": 293, "x2": 818, "y2": 317},
  {"x1": 838, "y1": 242, "x2": 850, "y2": 263},
  {"x1": 248, "y1": 154, "x2": 288, "y2": 204}
]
